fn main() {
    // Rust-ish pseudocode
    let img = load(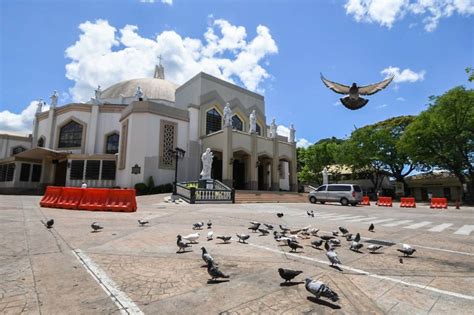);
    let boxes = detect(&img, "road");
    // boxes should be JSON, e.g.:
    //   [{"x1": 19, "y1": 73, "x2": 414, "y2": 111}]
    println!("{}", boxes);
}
[{"x1": 0, "y1": 195, "x2": 473, "y2": 314}]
